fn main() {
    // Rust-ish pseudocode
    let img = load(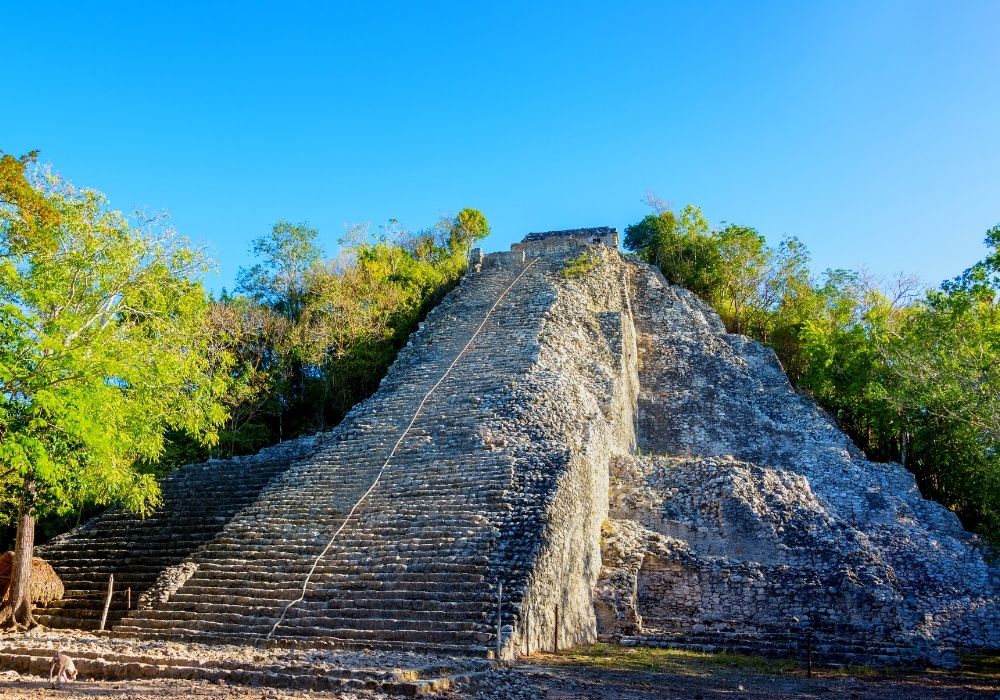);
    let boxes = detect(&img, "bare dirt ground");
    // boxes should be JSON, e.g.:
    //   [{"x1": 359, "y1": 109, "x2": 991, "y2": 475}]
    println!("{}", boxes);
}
[
  {"x1": 0, "y1": 672, "x2": 384, "y2": 699},
  {"x1": 3, "y1": 664, "x2": 999, "y2": 700},
  {"x1": 1, "y1": 644, "x2": 998, "y2": 699}
]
